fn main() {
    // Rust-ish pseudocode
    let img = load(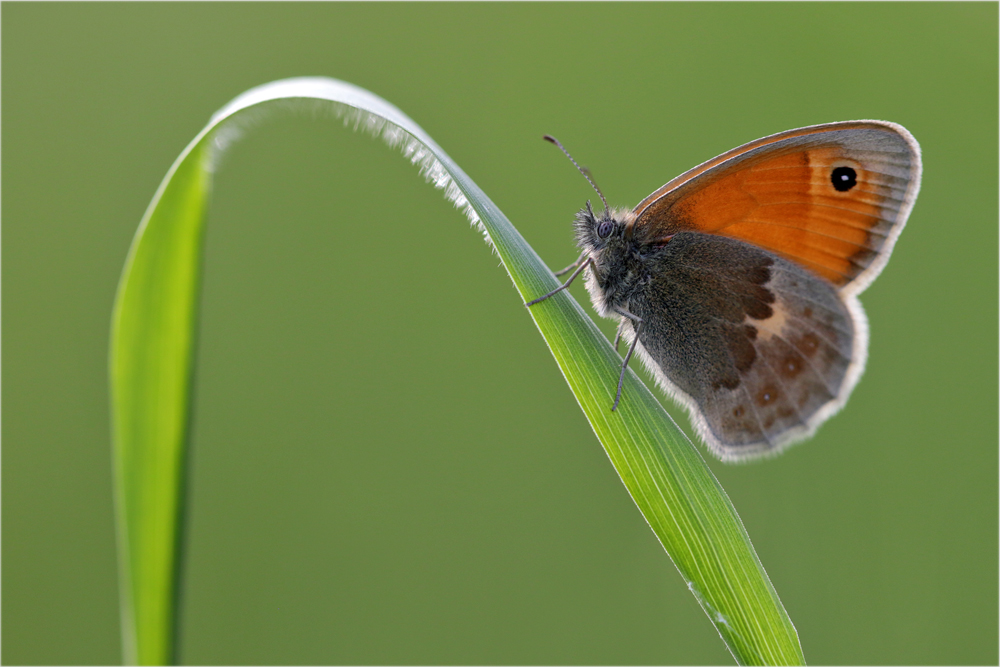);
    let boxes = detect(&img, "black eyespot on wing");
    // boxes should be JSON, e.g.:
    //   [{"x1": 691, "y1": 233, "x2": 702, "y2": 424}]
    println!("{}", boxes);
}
[
  {"x1": 597, "y1": 221, "x2": 614, "y2": 238},
  {"x1": 831, "y1": 166, "x2": 857, "y2": 192}
]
